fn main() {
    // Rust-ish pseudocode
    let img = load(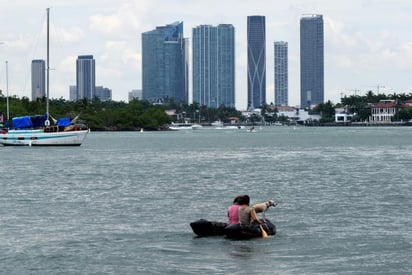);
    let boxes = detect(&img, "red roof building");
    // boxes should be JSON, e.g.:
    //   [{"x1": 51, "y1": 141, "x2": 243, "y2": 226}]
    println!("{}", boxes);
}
[{"x1": 370, "y1": 101, "x2": 396, "y2": 123}]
